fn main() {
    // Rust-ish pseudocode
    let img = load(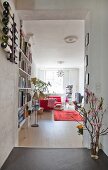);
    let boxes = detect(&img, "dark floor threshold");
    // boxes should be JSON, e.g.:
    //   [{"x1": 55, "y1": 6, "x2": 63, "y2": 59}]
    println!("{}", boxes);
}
[{"x1": 1, "y1": 147, "x2": 108, "y2": 170}]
